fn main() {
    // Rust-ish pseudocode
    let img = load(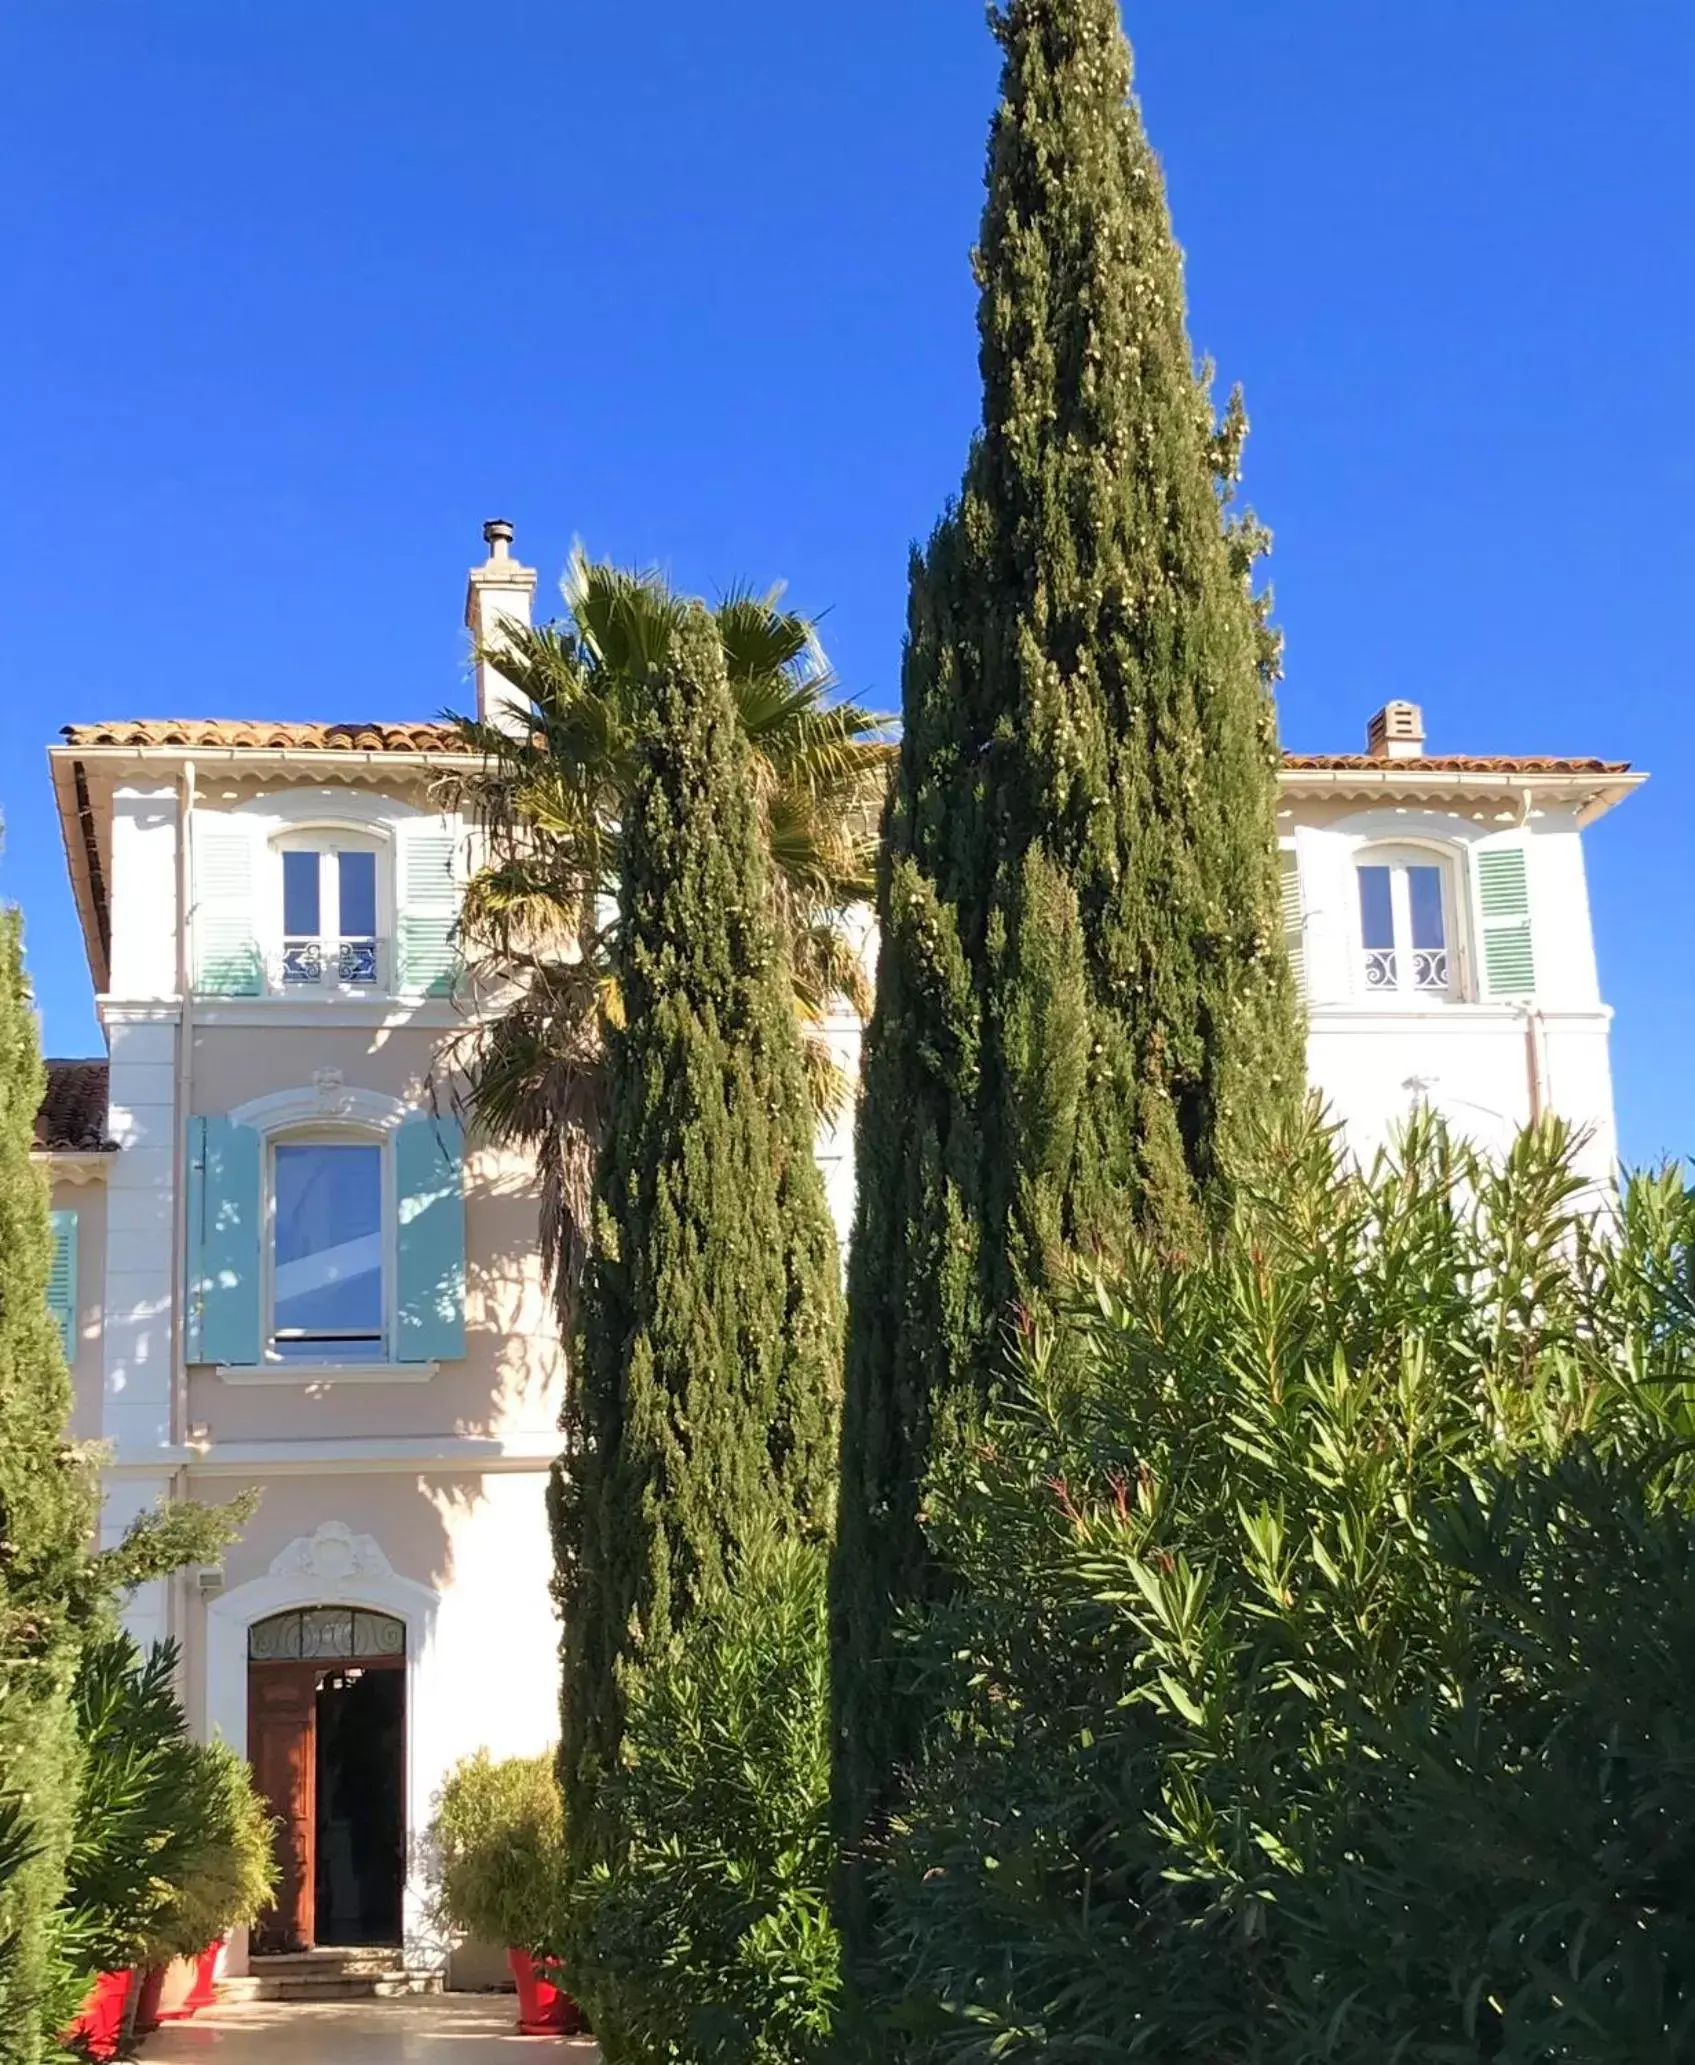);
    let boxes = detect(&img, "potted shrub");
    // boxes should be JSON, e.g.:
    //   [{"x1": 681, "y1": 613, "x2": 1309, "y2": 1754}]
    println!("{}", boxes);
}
[
  {"x1": 59, "y1": 1637, "x2": 201, "y2": 2060},
  {"x1": 430, "y1": 1750, "x2": 582, "y2": 2034},
  {"x1": 135, "y1": 1738, "x2": 278, "y2": 2030}
]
